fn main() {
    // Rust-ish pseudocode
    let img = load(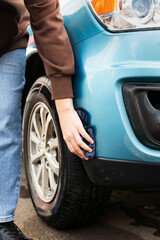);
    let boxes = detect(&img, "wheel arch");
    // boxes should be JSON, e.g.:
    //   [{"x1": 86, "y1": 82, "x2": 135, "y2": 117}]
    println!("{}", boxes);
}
[{"x1": 22, "y1": 51, "x2": 45, "y2": 111}]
